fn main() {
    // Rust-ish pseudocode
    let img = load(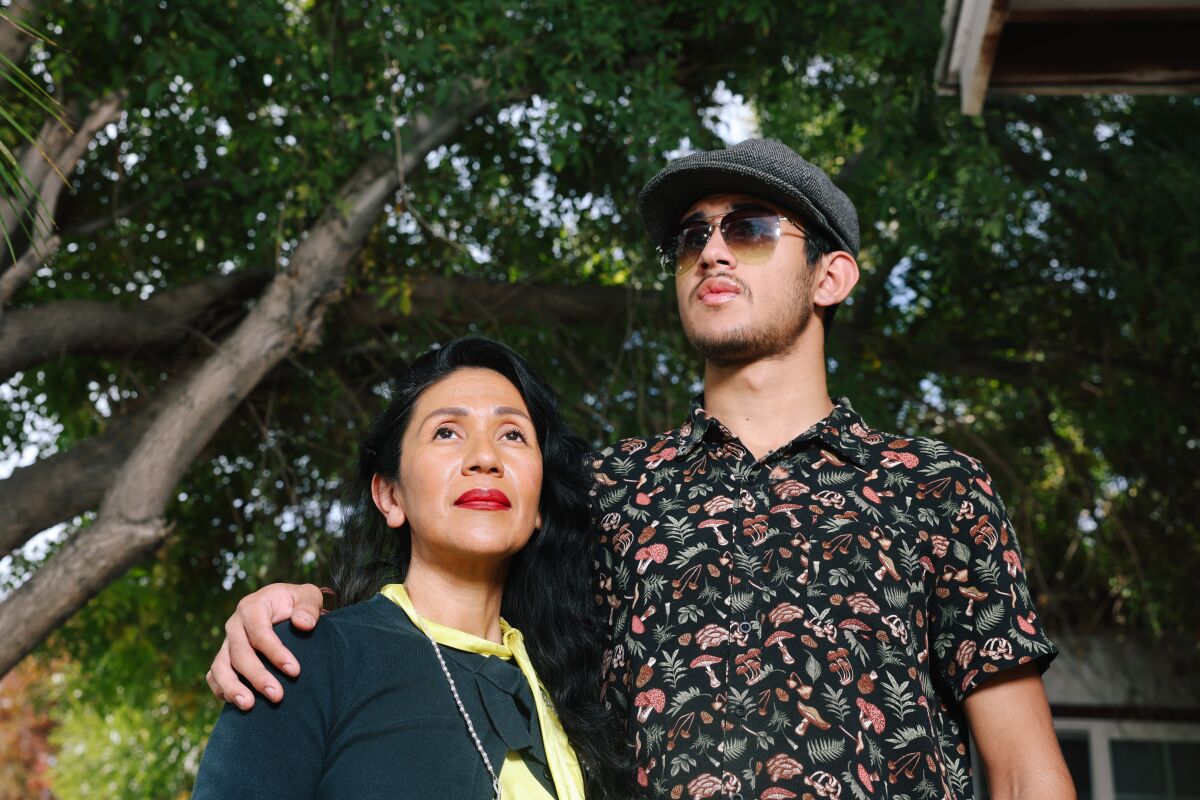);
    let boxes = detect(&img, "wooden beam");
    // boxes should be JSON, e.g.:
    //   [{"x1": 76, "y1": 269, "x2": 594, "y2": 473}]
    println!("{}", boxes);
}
[{"x1": 954, "y1": 0, "x2": 1011, "y2": 114}]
